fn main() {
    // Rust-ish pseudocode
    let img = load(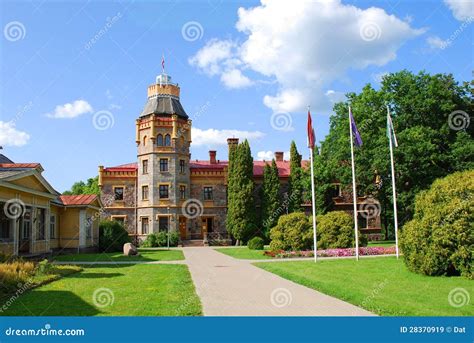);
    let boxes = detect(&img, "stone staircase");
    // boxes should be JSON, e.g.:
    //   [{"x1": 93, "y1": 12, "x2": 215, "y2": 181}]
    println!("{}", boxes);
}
[{"x1": 182, "y1": 239, "x2": 205, "y2": 247}]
